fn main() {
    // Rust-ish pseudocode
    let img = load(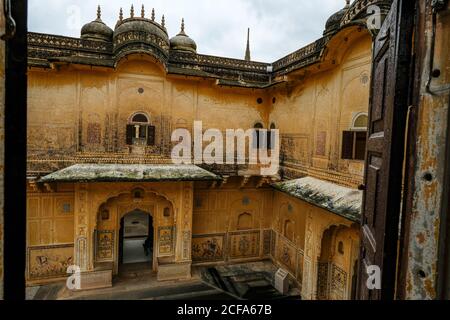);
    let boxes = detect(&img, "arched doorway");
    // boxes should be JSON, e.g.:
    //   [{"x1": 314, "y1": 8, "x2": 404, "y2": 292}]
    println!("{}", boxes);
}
[
  {"x1": 95, "y1": 189, "x2": 176, "y2": 277},
  {"x1": 118, "y1": 210, "x2": 154, "y2": 274},
  {"x1": 316, "y1": 224, "x2": 359, "y2": 300}
]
